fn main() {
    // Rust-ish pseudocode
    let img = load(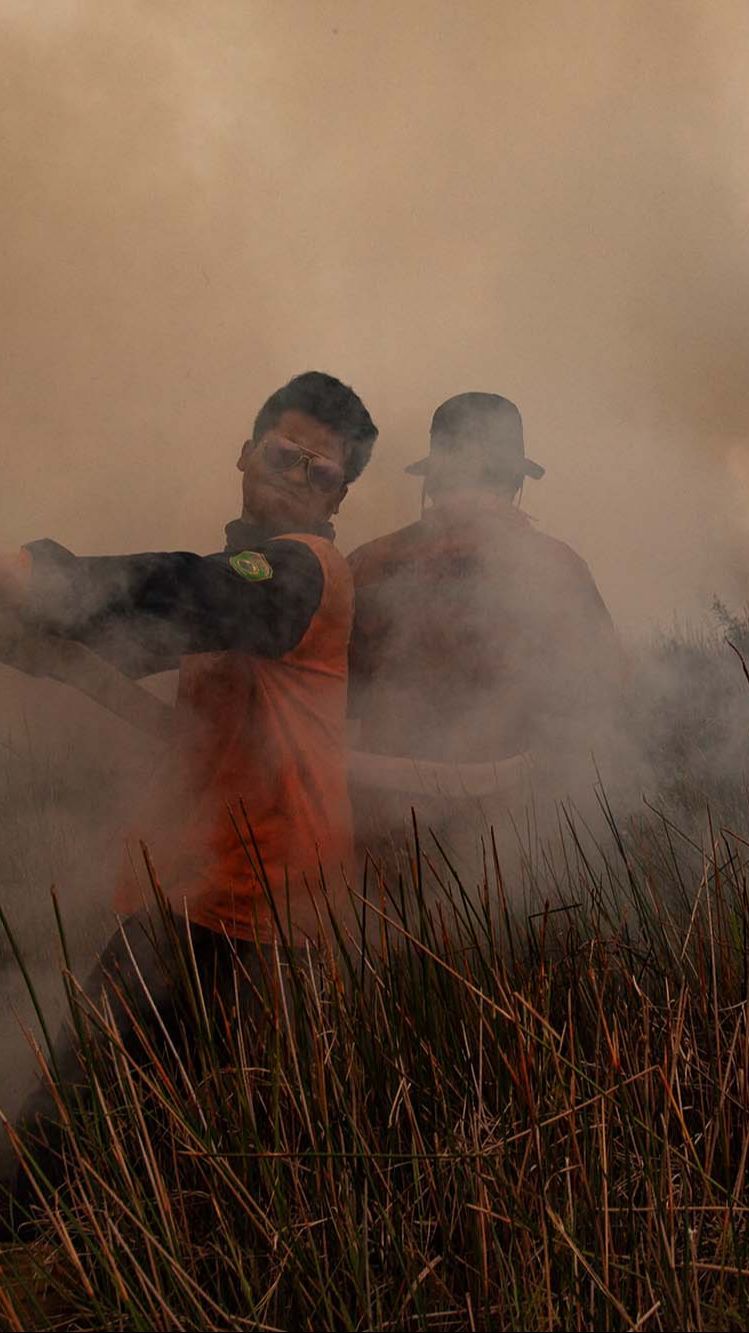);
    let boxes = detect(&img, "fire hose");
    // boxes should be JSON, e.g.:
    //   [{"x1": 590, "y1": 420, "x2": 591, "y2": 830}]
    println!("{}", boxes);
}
[
  {"x1": 0, "y1": 618, "x2": 532, "y2": 797},
  {"x1": 347, "y1": 748, "x2": 533, "y2": 799},
  {"x1": 0, "y1": 615, "x2": 174, "y2": 741}
]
